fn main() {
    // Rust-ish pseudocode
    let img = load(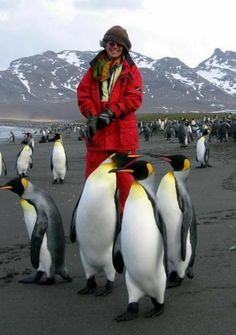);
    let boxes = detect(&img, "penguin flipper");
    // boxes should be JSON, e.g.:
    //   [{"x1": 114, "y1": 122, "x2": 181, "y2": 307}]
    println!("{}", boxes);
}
[
  {"x1": 112, "y1": 188, "x2": 123, "y2": 273},
  {"x1": 188, "y1": 209, "x2": 197, "y2": 268},
  {"x1": 147, "y1": 191, "x2": 168, "y2": 275},
  {"x1": 157, "y1": 211, "x2": 168, "y2": 275},
  {"x1": 2, "y1": 158, "x2": 7, "y2": 176},
  {"x1": 70, "y1": 185, "x2": 84, "y2": 243},
  {"x1": 31, "y1": 210, "x2": 48, "y2": 269},
  {"x1": 175, "y1": 181, "x2": 193, "y2": 261},
  {"x1": 65, "y1": 150, "x2": 69, "y2": 171},
  {"x1": 180, "y1": 196, "x2": 195, "y2": 261},
  {"x1": 50, "y1": 155, "x2": 53, "y2": 171}
]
